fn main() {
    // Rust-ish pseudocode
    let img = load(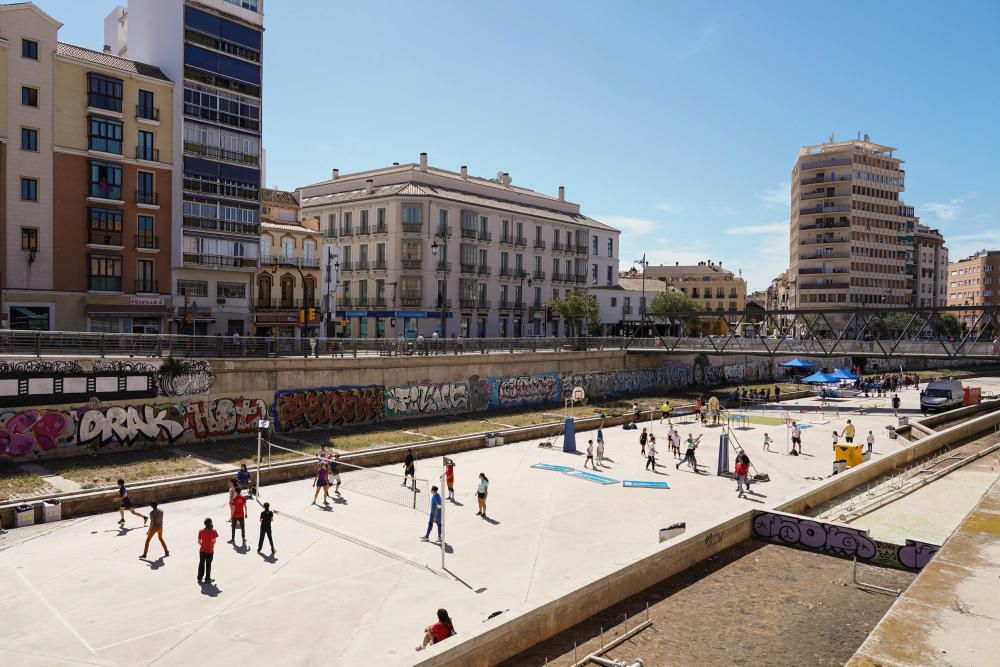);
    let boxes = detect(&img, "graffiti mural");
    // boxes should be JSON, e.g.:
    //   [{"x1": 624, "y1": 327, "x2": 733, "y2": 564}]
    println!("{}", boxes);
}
[
  {"x1": 385, "y1": 381, "x2": 469, "y2": 418},
  {"x1": 0, "y1": 359, "x2": 157, "y2": 407},
  {"x1": 723, "y1": 358, "x2": 773, "y2": 382},
  {"x1": 488, "y1": 373, "x2": 562, "y2": 409},
  {"x1": 274, "y1": 386, "x2": 384, "y2": 432},
  {"x1": 560, "y1": 362, "x2": 694, "y2": 401},
  {"x1": 692, "y1": 354, "x2": 725, "y2": 386},
  {"x1": 156, "y1": 359, "x2": 215, "y2": 397},
  {"x1": 752, "y1": 511, "x2": 939, "y2": 571},
  {"x1": 468, "y1": 375, "x2": 490, "y2": 413},
  {"x1": 0, "y1": 395, "x2": 268, "y2": 458}
]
